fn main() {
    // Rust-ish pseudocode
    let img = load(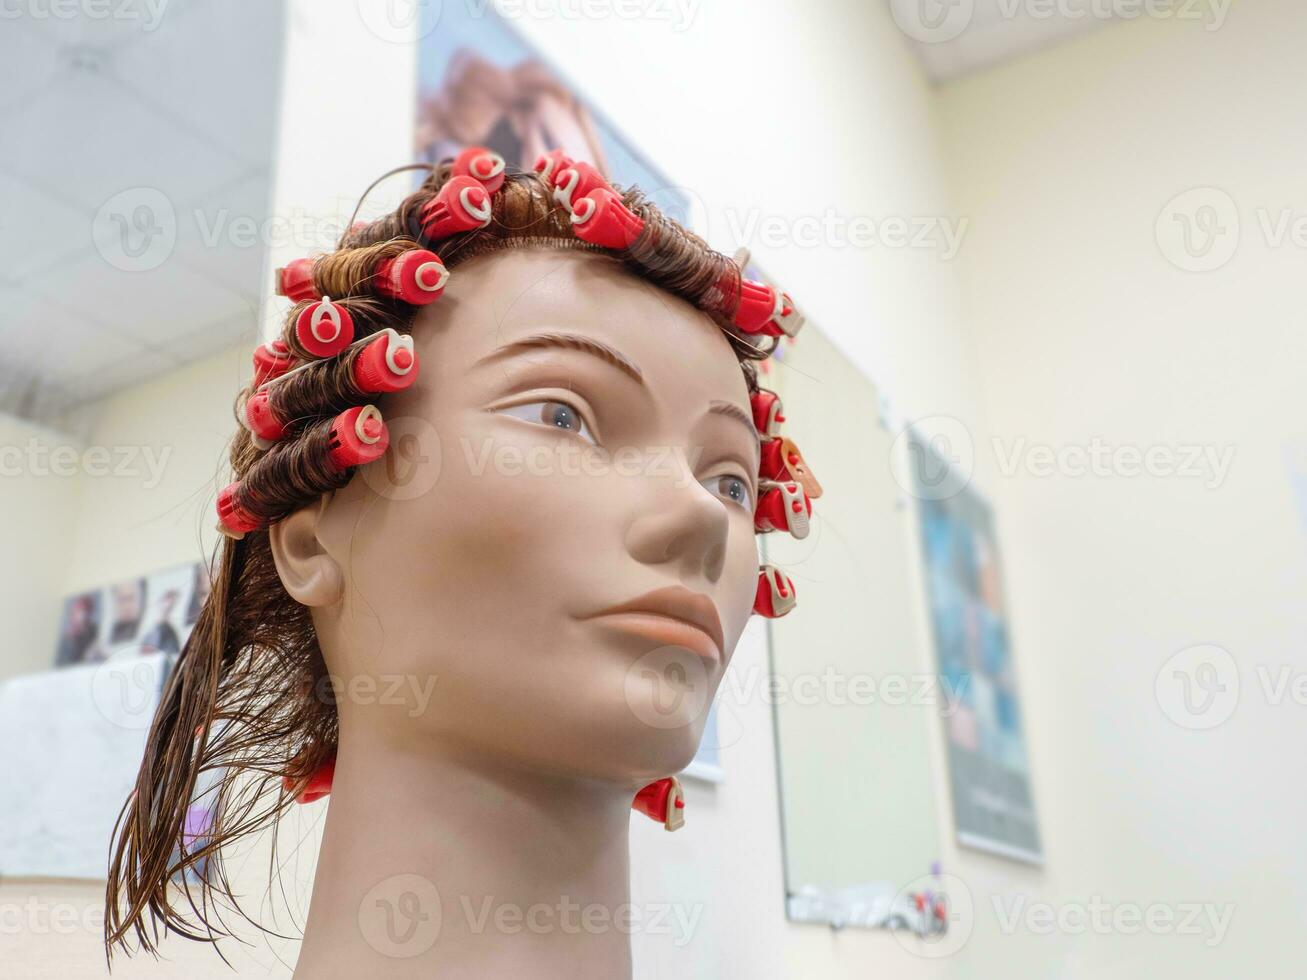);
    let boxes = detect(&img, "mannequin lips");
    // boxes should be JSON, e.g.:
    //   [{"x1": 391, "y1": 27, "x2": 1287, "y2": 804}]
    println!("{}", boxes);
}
[{"x1": 584, "y1": 586, "x2": 726, "y2": 663}]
